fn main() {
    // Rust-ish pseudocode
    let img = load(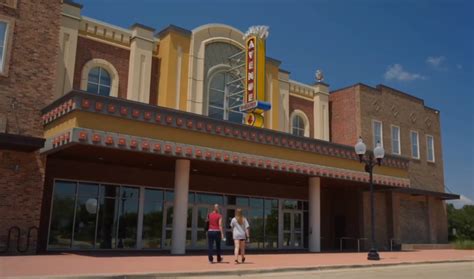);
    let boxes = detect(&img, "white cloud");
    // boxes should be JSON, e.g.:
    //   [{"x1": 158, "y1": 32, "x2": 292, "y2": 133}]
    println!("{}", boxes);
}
[
  {"x1": 384, "y1": 64, "x2": 427, "y2": 81},
  {"x1": 426, "y1": 56, "x2": 446, "y2": 68},
  {"x1": 448, "y1": 194, "x2": 474, "y2": 209}
]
